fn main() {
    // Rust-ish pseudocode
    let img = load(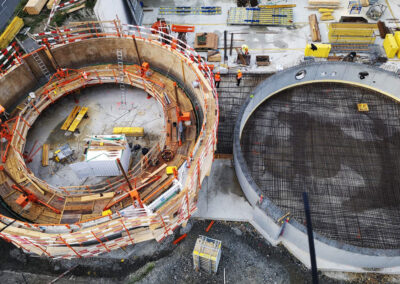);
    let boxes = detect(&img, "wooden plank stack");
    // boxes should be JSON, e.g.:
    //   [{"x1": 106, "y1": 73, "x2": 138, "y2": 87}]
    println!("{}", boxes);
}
[
  {"x1": 24, "y1": 0, "x2": 48, "y2": 15},
  {"x1": 309, "y1": 14, "x2": 321, "y2": 42},
  {"x1": 308, "y1": 0, "x2": 341, "y2": 6},
  {"x1": 42, "y1": 144, "x2": 49, "y2": 166}
]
